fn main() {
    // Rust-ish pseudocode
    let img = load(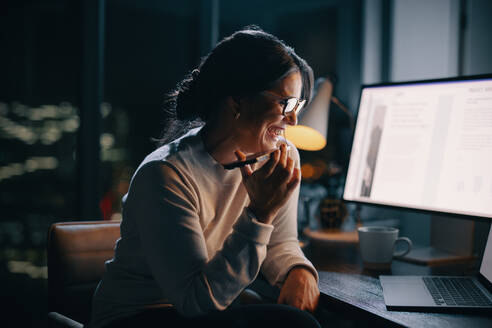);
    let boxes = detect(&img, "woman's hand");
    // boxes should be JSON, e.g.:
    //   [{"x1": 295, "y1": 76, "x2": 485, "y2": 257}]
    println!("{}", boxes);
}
[
  {"x1": 277, "y1": 266, "x2": 320, "y2": 312},
  {"x1": 235, "y1": 143, "x2": 301, "y2": 225}
]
